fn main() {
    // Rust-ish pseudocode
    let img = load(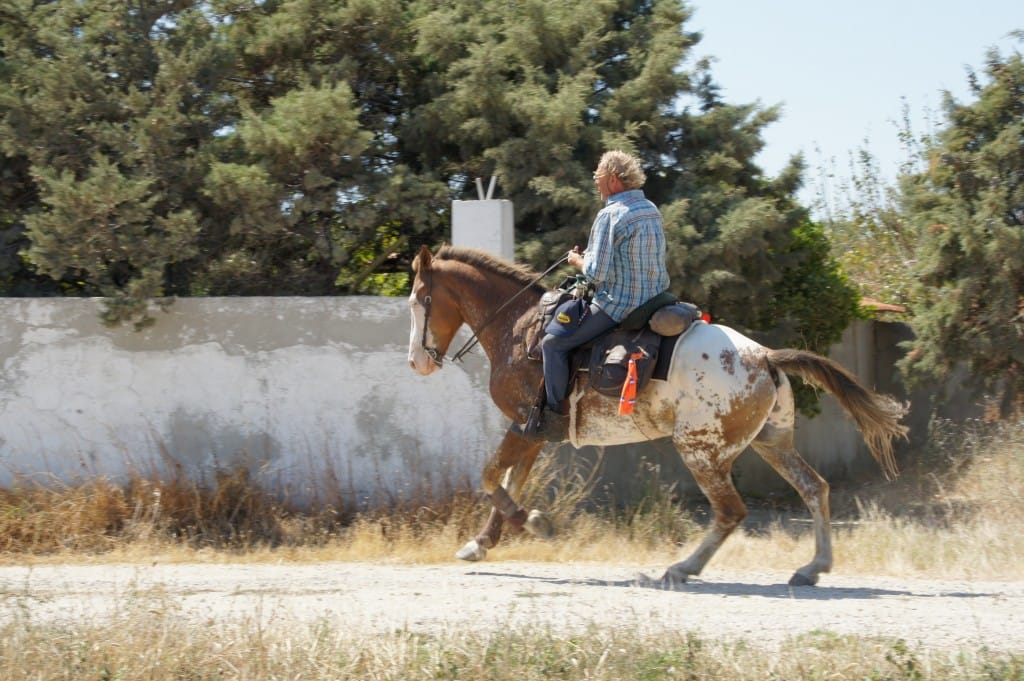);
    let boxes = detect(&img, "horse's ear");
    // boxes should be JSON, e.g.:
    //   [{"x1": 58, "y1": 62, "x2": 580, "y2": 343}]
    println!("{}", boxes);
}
[{"x1": 413, "y1": 244, "x2": 433, "y2": 273}]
